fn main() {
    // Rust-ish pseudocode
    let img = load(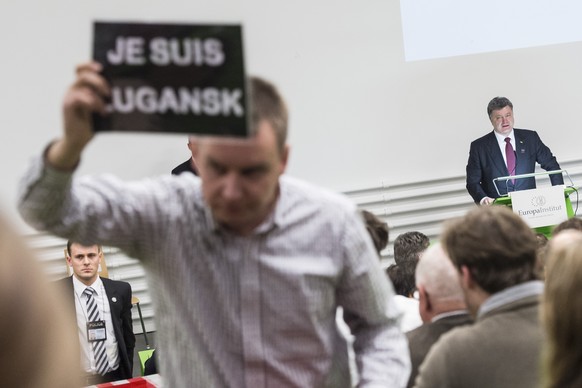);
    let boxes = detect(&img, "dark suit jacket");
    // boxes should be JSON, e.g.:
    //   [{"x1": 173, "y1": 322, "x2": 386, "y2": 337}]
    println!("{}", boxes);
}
[
  {"x1": 466, "y1": 128, "x2": 563, "y2": 203},
  {"x1": 405, "y1": 313, "x2": 473, "y2": 388},
  {"x1": 171, "y1": 158, "x2": 198, "y2": 175},
  {"x1": 57, "y1": 276, "x2": 136, "y2": 379}
]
